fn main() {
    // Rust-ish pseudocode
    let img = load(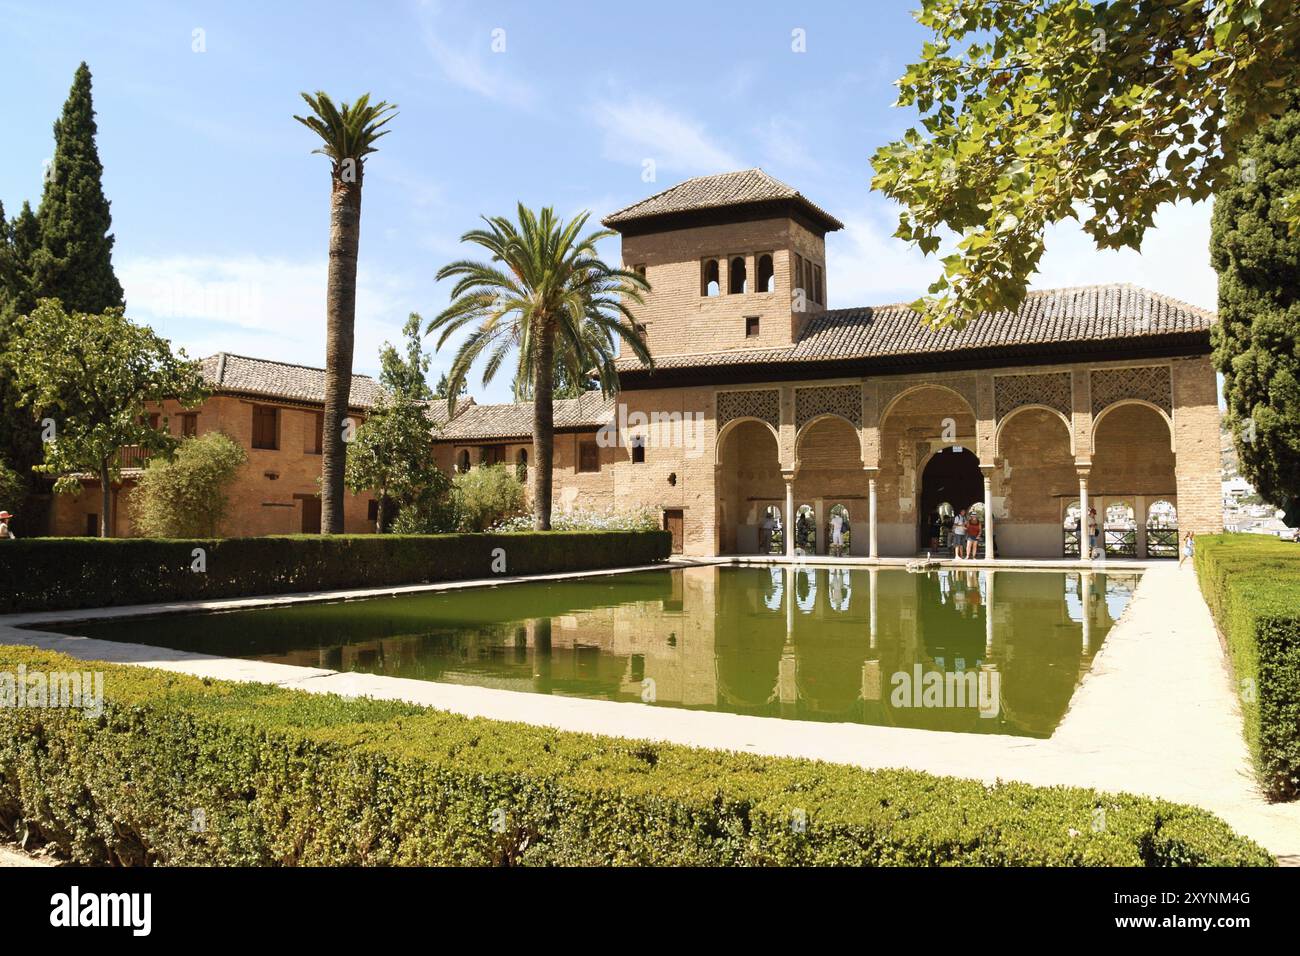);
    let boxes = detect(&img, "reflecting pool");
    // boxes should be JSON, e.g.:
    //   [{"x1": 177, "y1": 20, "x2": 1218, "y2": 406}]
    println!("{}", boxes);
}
[{"x1": 52, "y1": 566, "x2": 1139, "y2": 737}]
